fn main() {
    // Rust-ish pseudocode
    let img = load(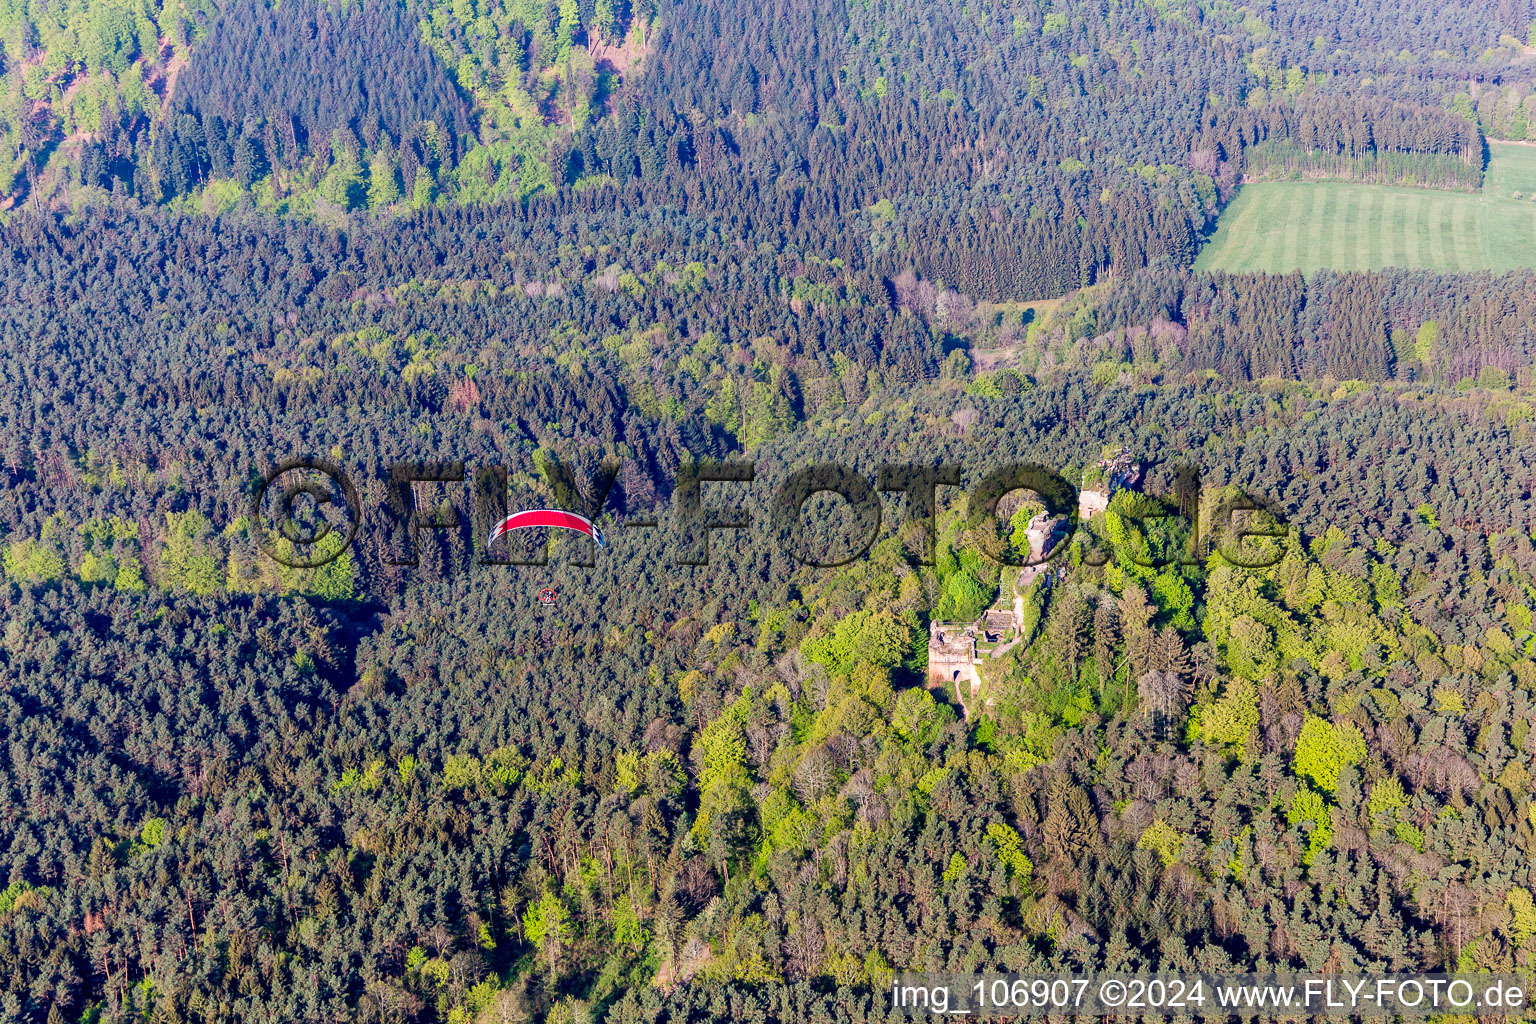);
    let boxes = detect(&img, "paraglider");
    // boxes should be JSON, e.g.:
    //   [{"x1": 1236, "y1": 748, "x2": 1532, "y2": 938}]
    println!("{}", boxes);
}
[{"x1": 487, "y1": 509, "x2": 606, "y2": 549}]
